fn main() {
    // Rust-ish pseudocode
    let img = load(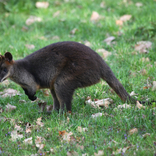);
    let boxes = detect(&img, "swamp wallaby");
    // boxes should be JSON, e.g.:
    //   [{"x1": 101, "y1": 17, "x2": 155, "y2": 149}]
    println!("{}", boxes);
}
[{"x1": 0, "y1": 41, "x2": 139, "y2": 112}]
